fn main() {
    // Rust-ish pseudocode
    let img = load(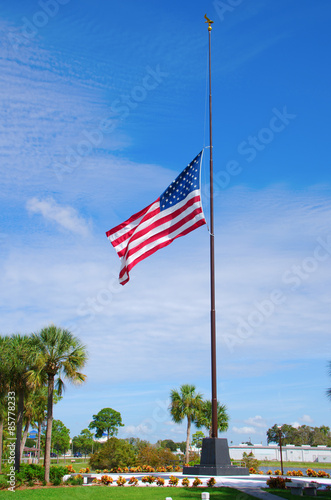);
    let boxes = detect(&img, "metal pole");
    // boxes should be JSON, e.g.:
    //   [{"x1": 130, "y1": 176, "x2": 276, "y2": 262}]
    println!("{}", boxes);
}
[
  {"x1": 279, "y1": 428, "x2": 284, "y2": 475},
  {"x1": 205, "y1": 14, "x2": 218, "y2": 439}
]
